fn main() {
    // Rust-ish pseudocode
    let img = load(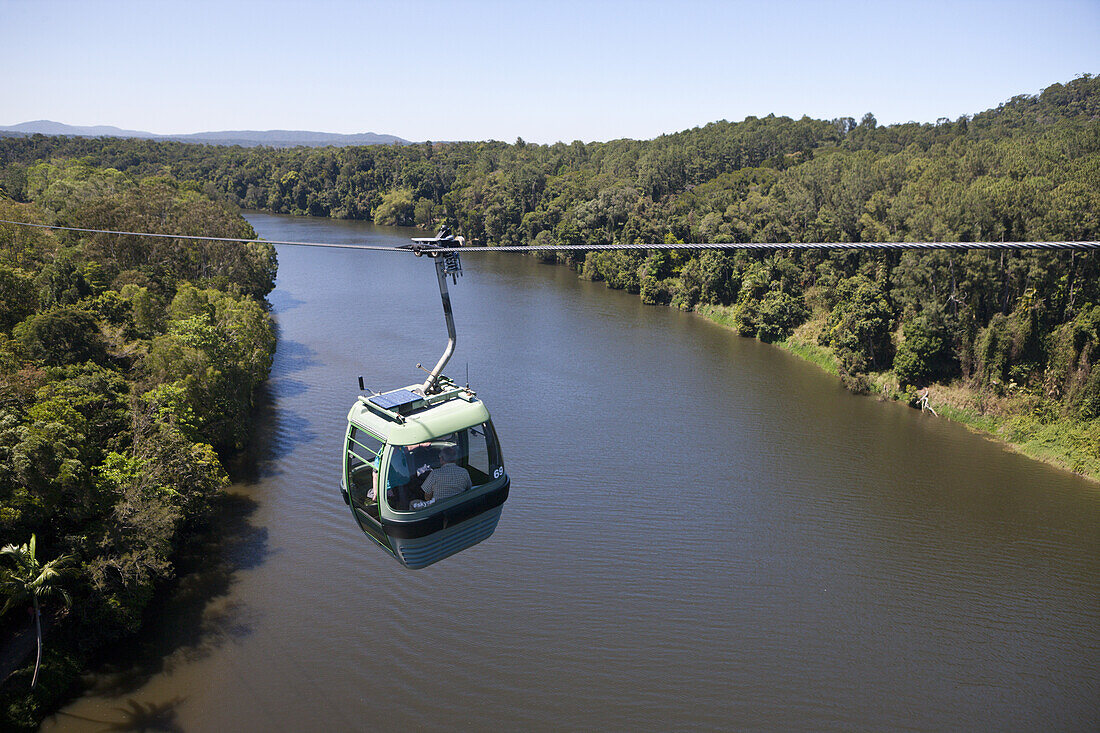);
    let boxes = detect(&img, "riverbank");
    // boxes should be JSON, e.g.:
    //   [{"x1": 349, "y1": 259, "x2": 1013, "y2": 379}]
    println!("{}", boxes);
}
[
  {"x1": 0, "y1": 177, "x2": 277, "y2": 730},
  {"x1": 696, "y1": 303, "x2": 1100, "y2": 485}
]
